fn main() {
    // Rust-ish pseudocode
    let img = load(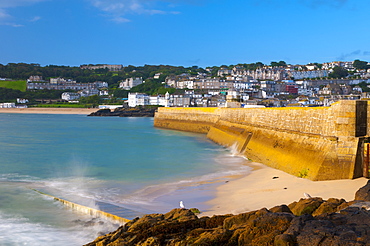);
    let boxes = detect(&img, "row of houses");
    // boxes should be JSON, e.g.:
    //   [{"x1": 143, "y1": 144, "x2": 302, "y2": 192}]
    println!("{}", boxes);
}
[
  {"x1": 217, "y1": 66, "x2": 331, "y2": 80},
  {"x1": 127, "y1": 92, "x2": 226, "y2": 108},
  {"x1": 27, "y1": 77, "x2": 108, "y2": 91},
  {"x1": 126, "y1": 89, "x2": 370, "y2": 109},
  {"x1": 0, "y1": 102, "x2": 27, "y2": 108},
  {"x1": 216, "y1": 61, "x2": 369, "y2": 80},
  {"x1": 61, "y1": 89, "x2": 109, "y2": 101}
]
